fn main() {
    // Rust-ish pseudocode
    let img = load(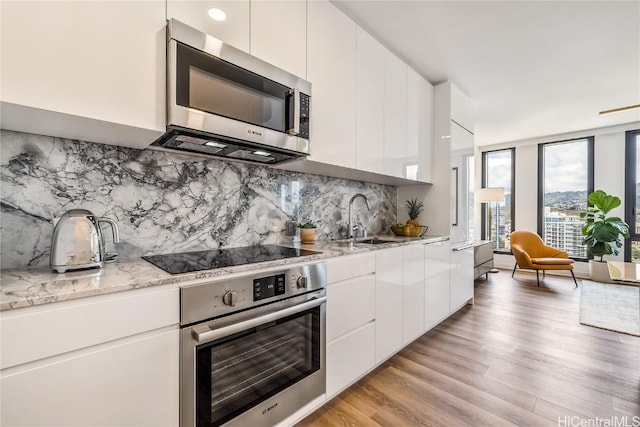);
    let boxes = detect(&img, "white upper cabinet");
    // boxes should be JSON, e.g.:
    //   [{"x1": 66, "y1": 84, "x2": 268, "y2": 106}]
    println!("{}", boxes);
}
[
  {"x1": 431, "y1": 81, "x2": 475, "y2": 241},
  {"x1": 383, "y1": 51, "x2": 407, "y2": 178},
  {"x1": 307, "y1": 0, "x2": 357, "y2": 168},
  {"x1": 167, "y1": 0, "x2": 250, "y2": 52},
  {"x1": 0, "y1": 1, "x2": 166, "y2": 148},
  {"x1": 355, "y1": 28, "x2": 385, "y2": 175},
  {"x1": 250, "y1": 0, "x2": 307, "y2": 78},
  {"x1": 406, "y1": 67, "x2": 434, "y2": 183}
]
